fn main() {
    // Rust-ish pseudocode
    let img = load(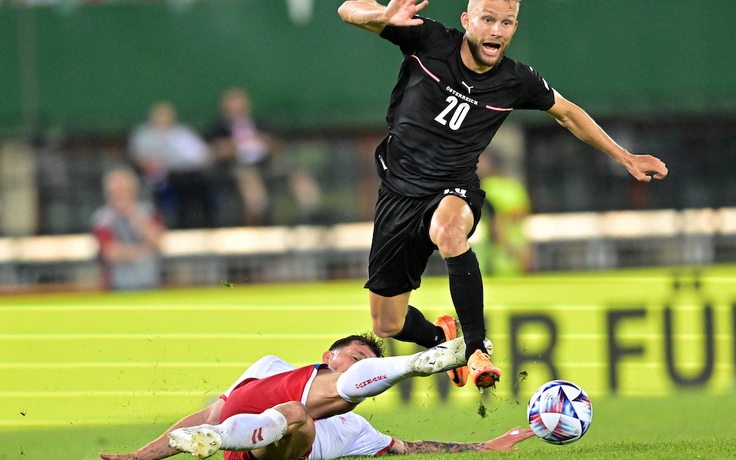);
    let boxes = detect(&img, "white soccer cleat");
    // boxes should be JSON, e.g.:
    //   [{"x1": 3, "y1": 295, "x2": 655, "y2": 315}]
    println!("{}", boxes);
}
[
  {"x1": 408, "y1": 337, "x2": 467, "y2": 375},
  {"x1": 168, "y1": 426, "x2": 222, "y2": 459}
]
